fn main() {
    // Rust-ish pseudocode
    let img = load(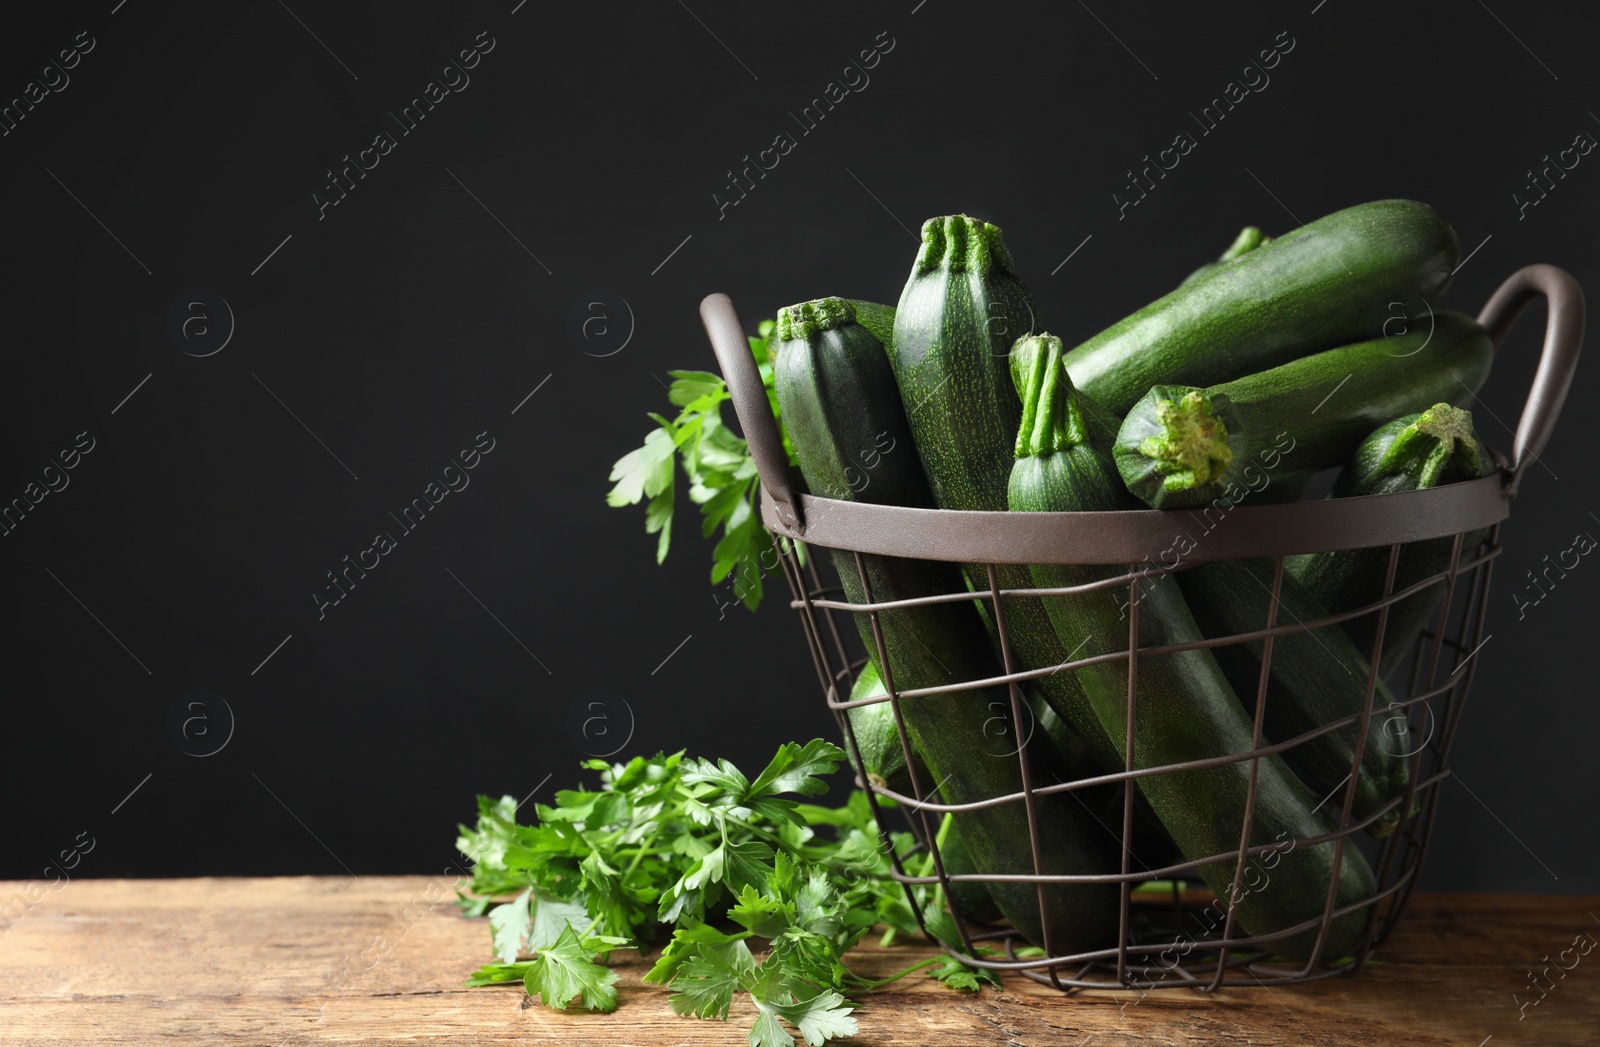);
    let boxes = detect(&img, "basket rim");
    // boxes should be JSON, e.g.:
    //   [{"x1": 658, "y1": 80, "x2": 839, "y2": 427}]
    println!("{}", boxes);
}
[{"x1": 759, "y1": 468, "x2": 1510, "y2": 564}]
